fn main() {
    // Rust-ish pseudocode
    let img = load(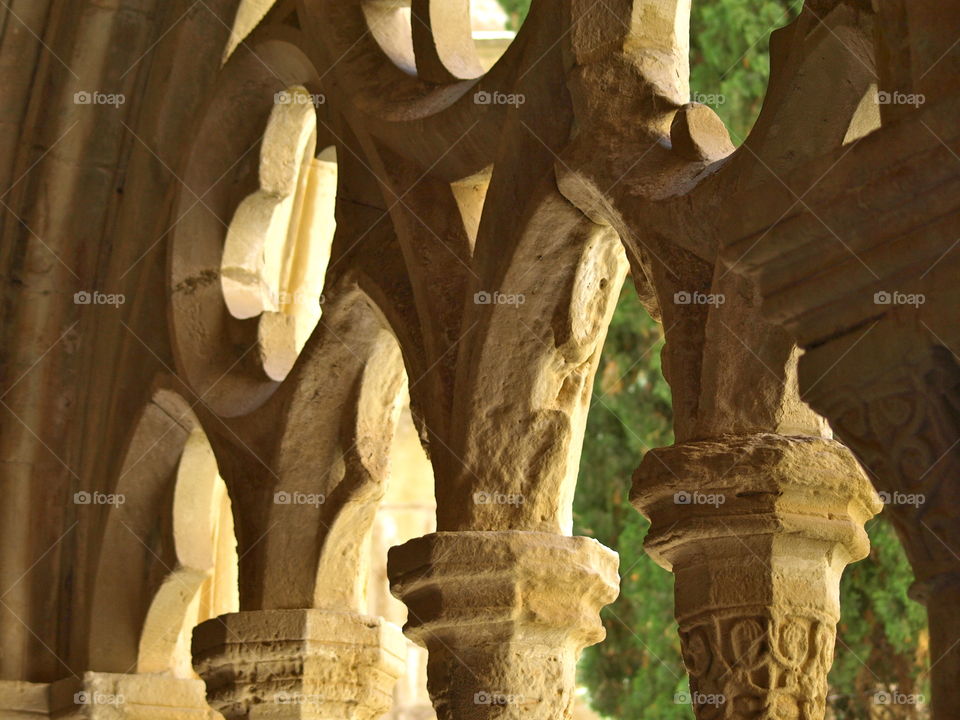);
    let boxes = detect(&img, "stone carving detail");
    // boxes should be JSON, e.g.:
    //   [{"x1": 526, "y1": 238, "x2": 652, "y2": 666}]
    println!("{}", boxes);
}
[
  {"x1": 679, "y1": 612, "x2": 835, "y2": 720},
  {"x1": 221, "y1": 85, "x2": 335, "y2": 382},
  {"x1": 633, "y1": 434, "x2": 881, "y2": 720},
  {"x1": 799, "y1": 335, "x2": 960, "y2": 719},
  {"x1": 803, "y1": 342, "x2": 960, "y2": 583},
  {"x1": 388, "y1": 531, "x2": 620, "y2": 720}
]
